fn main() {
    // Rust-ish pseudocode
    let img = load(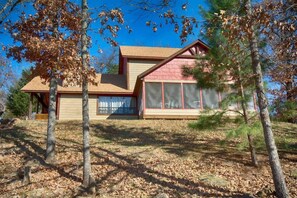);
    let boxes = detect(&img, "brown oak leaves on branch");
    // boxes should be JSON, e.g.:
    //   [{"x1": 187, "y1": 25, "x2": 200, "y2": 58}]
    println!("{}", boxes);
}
[
  {"x1": 211, "y1": 0, "x2": 296, "y2": 100},
  {"x1": 6, "y1": 0, "x2": 96, "y2": 86}
]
